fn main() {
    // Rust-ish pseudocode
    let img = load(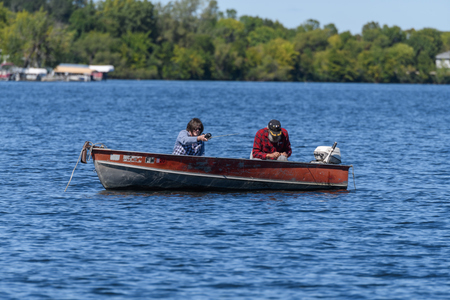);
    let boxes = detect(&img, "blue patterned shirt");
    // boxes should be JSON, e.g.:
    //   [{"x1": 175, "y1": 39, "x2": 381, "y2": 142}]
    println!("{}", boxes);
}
[{"x1": 172, "y1": 130, "x2": 205, "y2": 156}]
